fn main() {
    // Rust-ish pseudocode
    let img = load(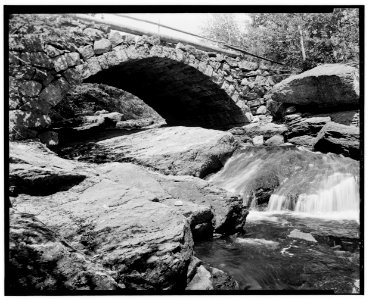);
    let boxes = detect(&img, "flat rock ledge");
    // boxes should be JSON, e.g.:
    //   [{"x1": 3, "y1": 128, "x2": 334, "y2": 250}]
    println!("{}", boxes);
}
[
  {"x1": 57, "y1": 126, "x2": 239, "y2": 178},
  {"x1": 9, "y1": 141, "x2": 247, "y2": 291}
]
